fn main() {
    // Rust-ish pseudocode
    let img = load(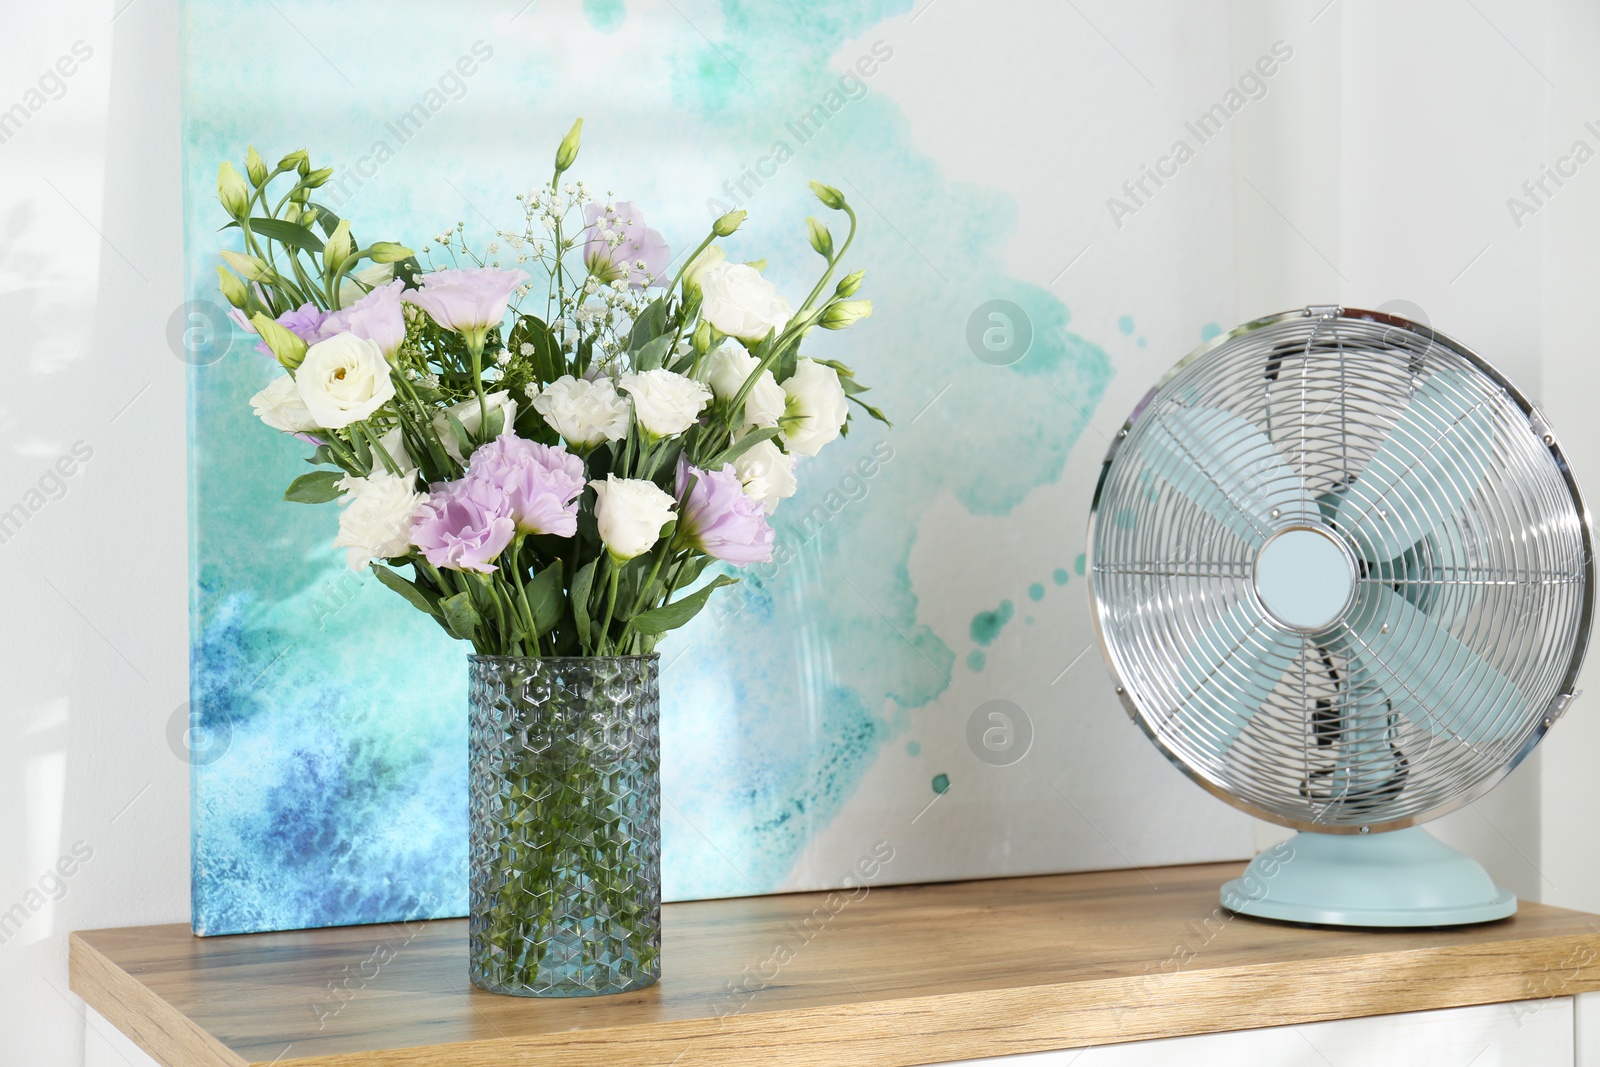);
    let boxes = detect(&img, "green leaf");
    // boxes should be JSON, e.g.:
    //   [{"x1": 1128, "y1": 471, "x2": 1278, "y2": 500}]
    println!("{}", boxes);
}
[
  {"x1": 371, "y1": 565, "x2": 440, "y2": 617},
  {"x1": 672, "y1": 554, "x2": 712, "y2": 591},
  {"x1": 222, "y1": 217, "x2": 326, "y2": 253},
  {"x1": 440, "y1": 591, "x2": 481, "y2": 641},
  {"x1": 305, "y1": 445, "x2": 337, "y2": 466},
  {"x1": 628, "y1": 298, "x2": 667, "y2": 353},
  {"x1": 629, "y1": 574, "x2": 738, "y2": 635},
  {"x1": 509, "y1": 315, "x2": 565, "y2": 384},
  {"x1": 526, "y1": 562, "x2": 565, "y2": 636},
  {"x1": 634, "y1": 334, "x2": 672, "y2": 372},
  {"x1": 307, "y1": 202, "x2": 344, "y2": 239},
  {"x1": 570, "y1": 558, "x2": 598, "y2": 649},
  {"x1": 707, "y1": 425, "x2": 780, "y2": 469},
  {"x1": 283, "y1": 470, "x2": 344, "y2": 503}
]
